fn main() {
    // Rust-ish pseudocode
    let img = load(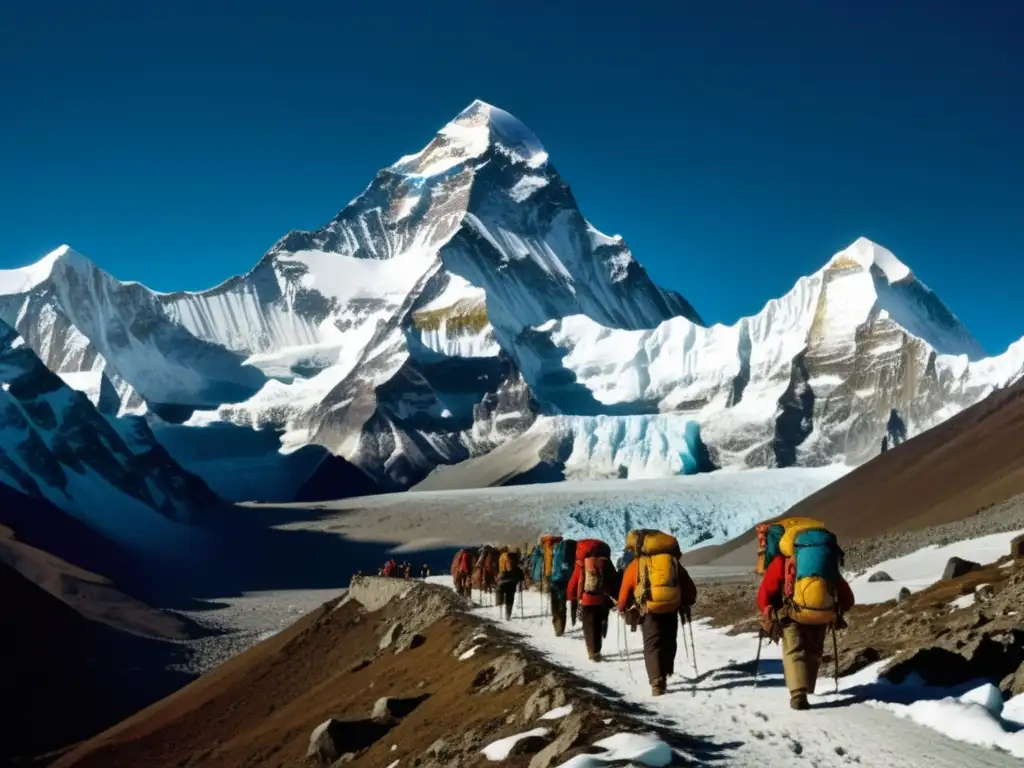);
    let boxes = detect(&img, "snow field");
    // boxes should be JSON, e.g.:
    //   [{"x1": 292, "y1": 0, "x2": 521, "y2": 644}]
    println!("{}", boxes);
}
[
  {"x1": 849, "y1": 529, "x2": 1024, "y2": 605},
  {"x1": 450, "y1": 581, "x2": 1022, "y2": 766}
]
